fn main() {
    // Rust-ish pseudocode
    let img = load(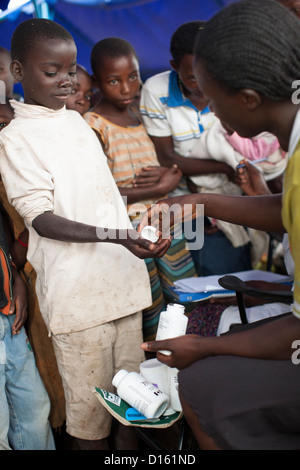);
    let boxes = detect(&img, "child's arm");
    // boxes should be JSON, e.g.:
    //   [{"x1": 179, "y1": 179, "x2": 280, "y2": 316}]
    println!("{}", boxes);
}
[
  {"x1": 32, "y1": 211, "x2": 171, "y2": 259},
  {"x1": 150, "y1": 134, "x2": 235, "y2": 180},
  {"x1": 11, "y1": 228, "x2": 29, "y2": 270},
  {"x1": 10, "y1": 265, "x2": 28, "y2": 335},
  {"x1": 0, "y1": 210, "x2": 28, "y2": 335}
]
